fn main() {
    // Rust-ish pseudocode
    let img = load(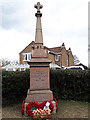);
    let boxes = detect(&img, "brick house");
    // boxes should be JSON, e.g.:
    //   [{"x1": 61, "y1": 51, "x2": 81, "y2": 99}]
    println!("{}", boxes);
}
[{"x1": 19, "y1": 41, "x2": 74, "y2": 67}]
